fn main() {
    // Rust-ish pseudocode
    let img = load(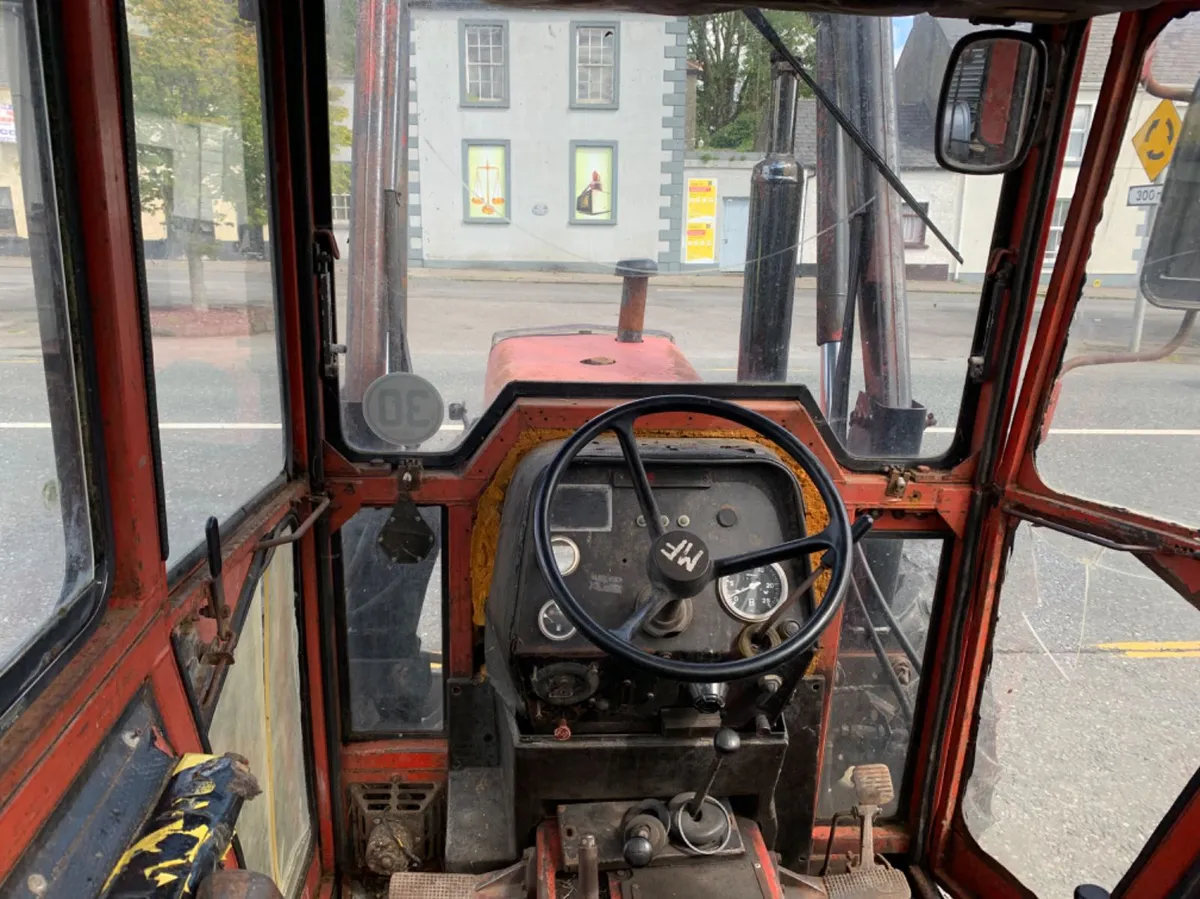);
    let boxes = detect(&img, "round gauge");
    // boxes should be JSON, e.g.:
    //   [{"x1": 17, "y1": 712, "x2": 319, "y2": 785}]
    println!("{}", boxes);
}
[
  {"x1": 550, "y1": 535, "x2": 580, "y2": 576},
  {"x1": 538, "y1": 600, "x2": 578, "y2": 642},
  {"x1": 718, "y1": 563, "x2": 789, "y2": 623}
]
